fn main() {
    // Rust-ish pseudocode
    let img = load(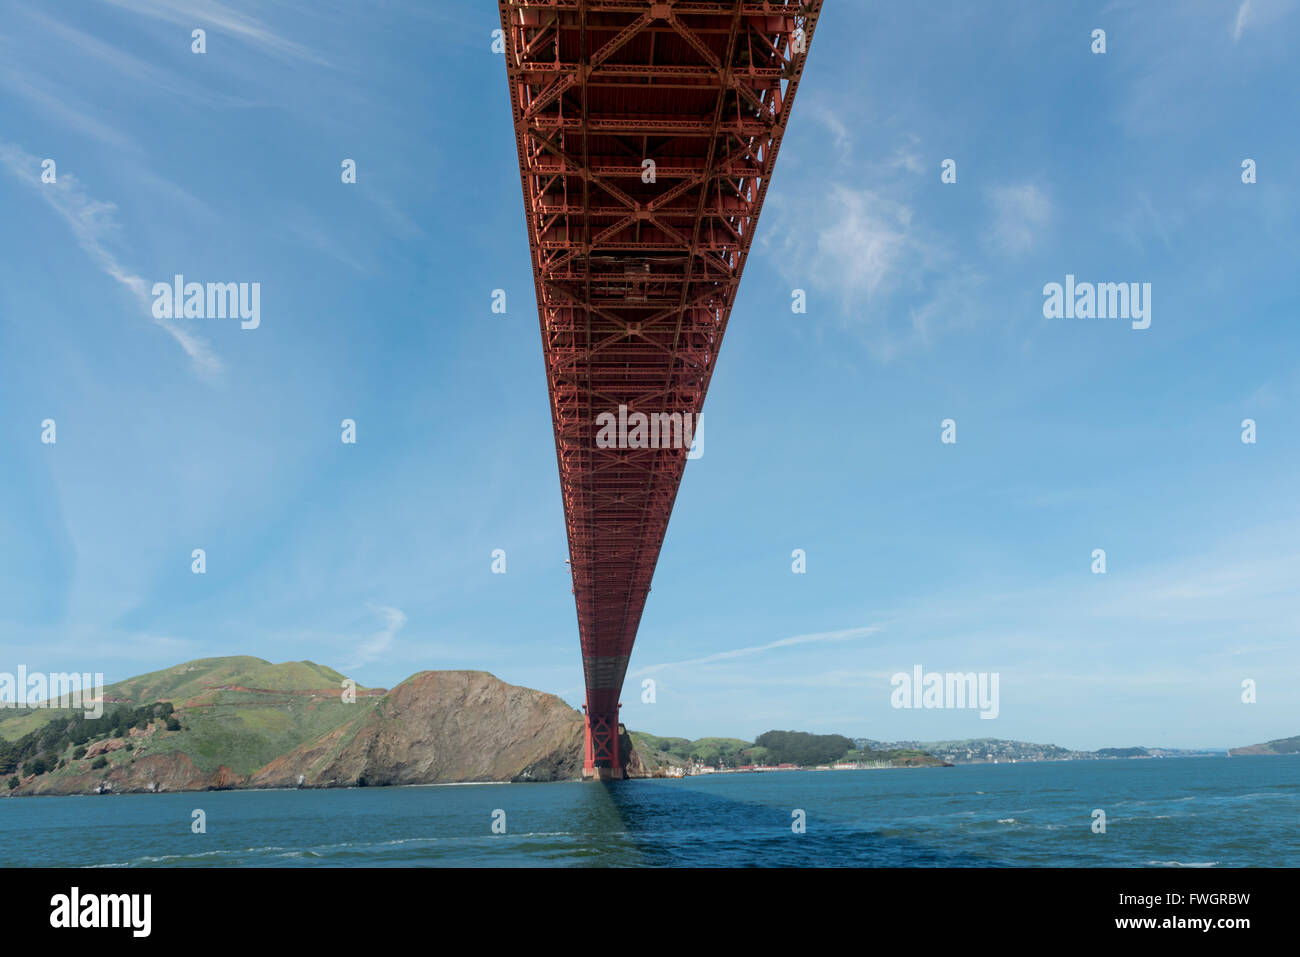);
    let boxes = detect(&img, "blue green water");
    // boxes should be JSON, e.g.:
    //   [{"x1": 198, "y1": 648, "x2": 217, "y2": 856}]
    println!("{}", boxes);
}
[{"x1": 2, "y1": 756, "x2": 1295, "y2": 867}]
